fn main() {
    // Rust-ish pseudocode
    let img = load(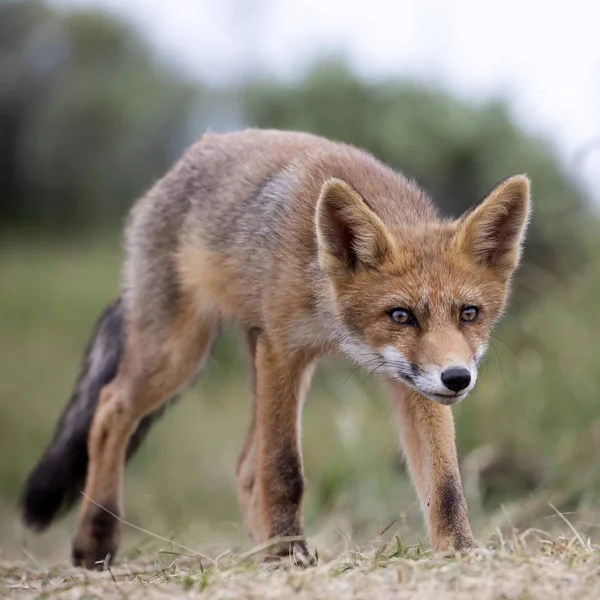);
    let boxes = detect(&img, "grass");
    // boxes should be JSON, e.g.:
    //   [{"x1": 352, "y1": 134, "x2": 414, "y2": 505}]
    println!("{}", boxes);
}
[
  {"x1": 2, "y1": 236, "x2": 600, "y2": 597},
  {"x1": 4, "y1": 533, "x2": 600, "y2": 599}
]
